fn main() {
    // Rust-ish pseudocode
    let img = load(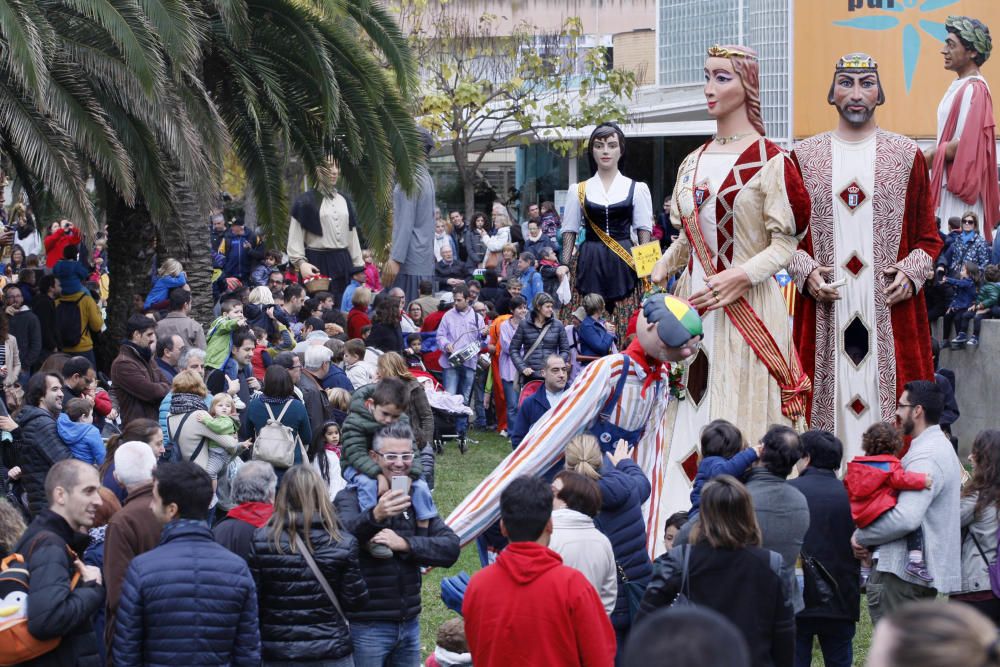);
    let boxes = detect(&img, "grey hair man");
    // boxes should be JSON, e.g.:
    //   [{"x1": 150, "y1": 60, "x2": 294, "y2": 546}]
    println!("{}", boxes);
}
[
  {"x1": 335, "y1": 421, "x2": 460, "y2": 666},
  {"x1": 300, "y1": 345, "x2": 334, "y2": 432},
  {"x1": 214, "y1": 461, "x2": 278, "y2": 562},
  {"x1": 103, "y1": 441, "x2": 163, "y2": 652}
]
